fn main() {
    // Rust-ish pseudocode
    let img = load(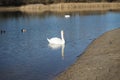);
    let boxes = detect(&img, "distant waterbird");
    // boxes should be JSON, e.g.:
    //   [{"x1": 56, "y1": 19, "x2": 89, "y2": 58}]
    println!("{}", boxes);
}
[
  {"x1": 0, "y1": 30, "x2": 6, "y2": 34},
  {"x1": 21, "y1": 28, "x2": 26, "y2": 32},
  {"x1": 65, "y1": 15, "x2": 70, "y2": 18}
]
